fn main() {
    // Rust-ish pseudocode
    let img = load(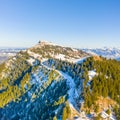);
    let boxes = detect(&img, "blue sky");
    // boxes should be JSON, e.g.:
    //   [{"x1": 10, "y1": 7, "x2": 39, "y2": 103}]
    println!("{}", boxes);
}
[{"x1": 0, "y1": 0, "x2": 120, "y2": 48}]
